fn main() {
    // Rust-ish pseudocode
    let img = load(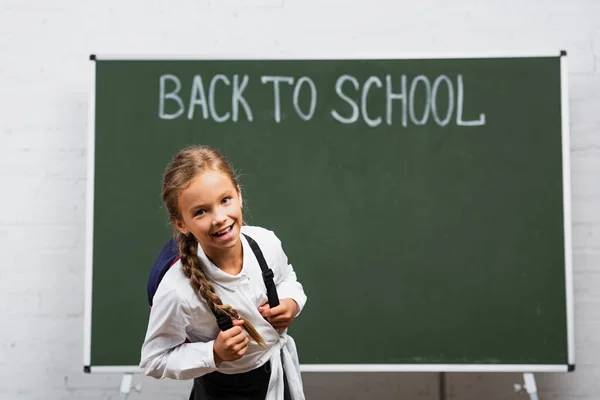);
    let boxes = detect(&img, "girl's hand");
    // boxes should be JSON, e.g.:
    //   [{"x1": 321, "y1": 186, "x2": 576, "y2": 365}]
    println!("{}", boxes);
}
[
  {"x1": 213, "y1": 319, "x2": 249, "y2": 364},
  {"x1": 258, "y1": 298, "x2": 299, "y2": 332}
]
